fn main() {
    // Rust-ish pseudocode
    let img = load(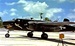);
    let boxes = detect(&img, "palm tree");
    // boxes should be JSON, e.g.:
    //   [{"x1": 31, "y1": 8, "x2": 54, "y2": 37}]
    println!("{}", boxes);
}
[
  {"x1": 40, "y1": 13, "x2": 43, "y2": 20},
  {"x1": 63, "y1": 18, "x2": 69, "y2": 22}
]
